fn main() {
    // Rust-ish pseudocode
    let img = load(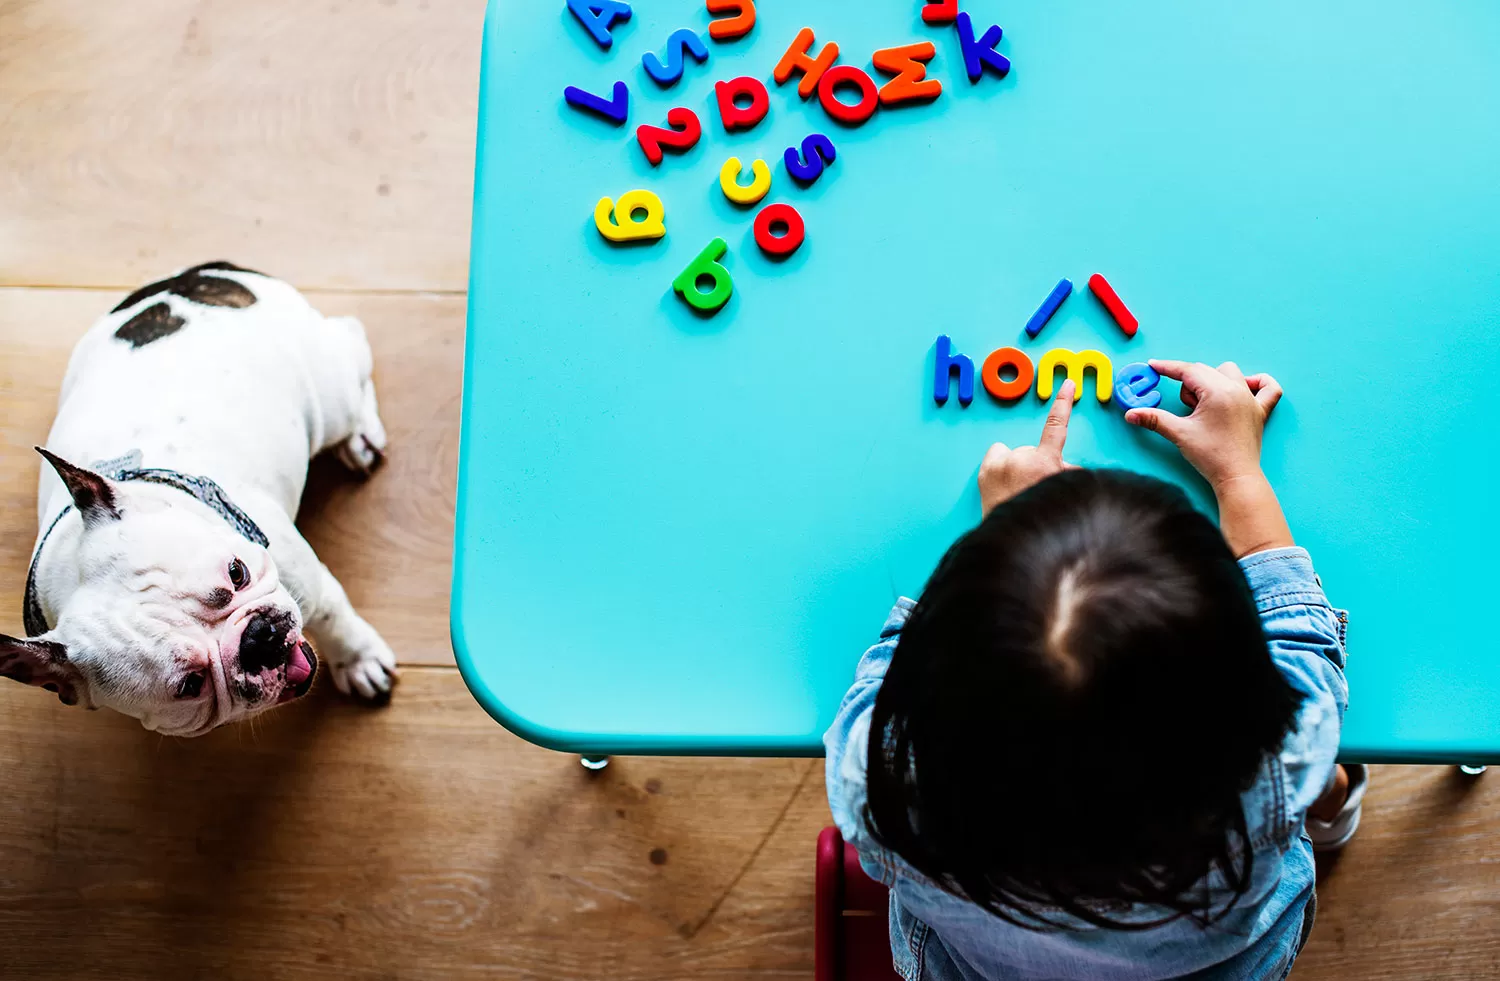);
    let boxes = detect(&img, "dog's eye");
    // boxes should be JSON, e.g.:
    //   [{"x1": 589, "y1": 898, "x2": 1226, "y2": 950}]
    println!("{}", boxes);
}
[
  {"x1": 175, "y1": 672, "x2": 206, "y2": 699},
  {"x1": 228, "y1": 558, "x2": 250, "y2": 590}
]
